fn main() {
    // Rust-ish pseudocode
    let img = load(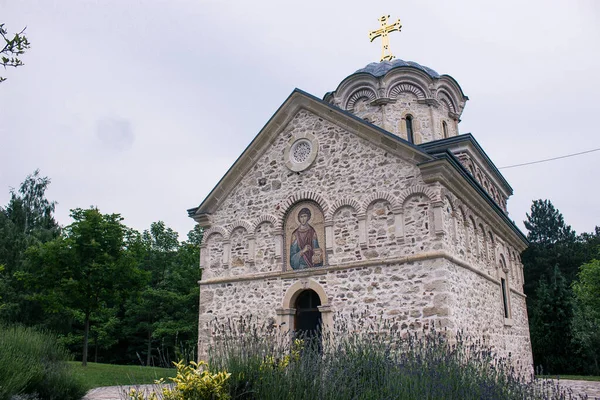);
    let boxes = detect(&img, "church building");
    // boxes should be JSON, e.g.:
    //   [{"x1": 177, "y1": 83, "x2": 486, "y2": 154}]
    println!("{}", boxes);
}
[{"x1": 188, "y1": 19, "x2": 533, "y2": 368}]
